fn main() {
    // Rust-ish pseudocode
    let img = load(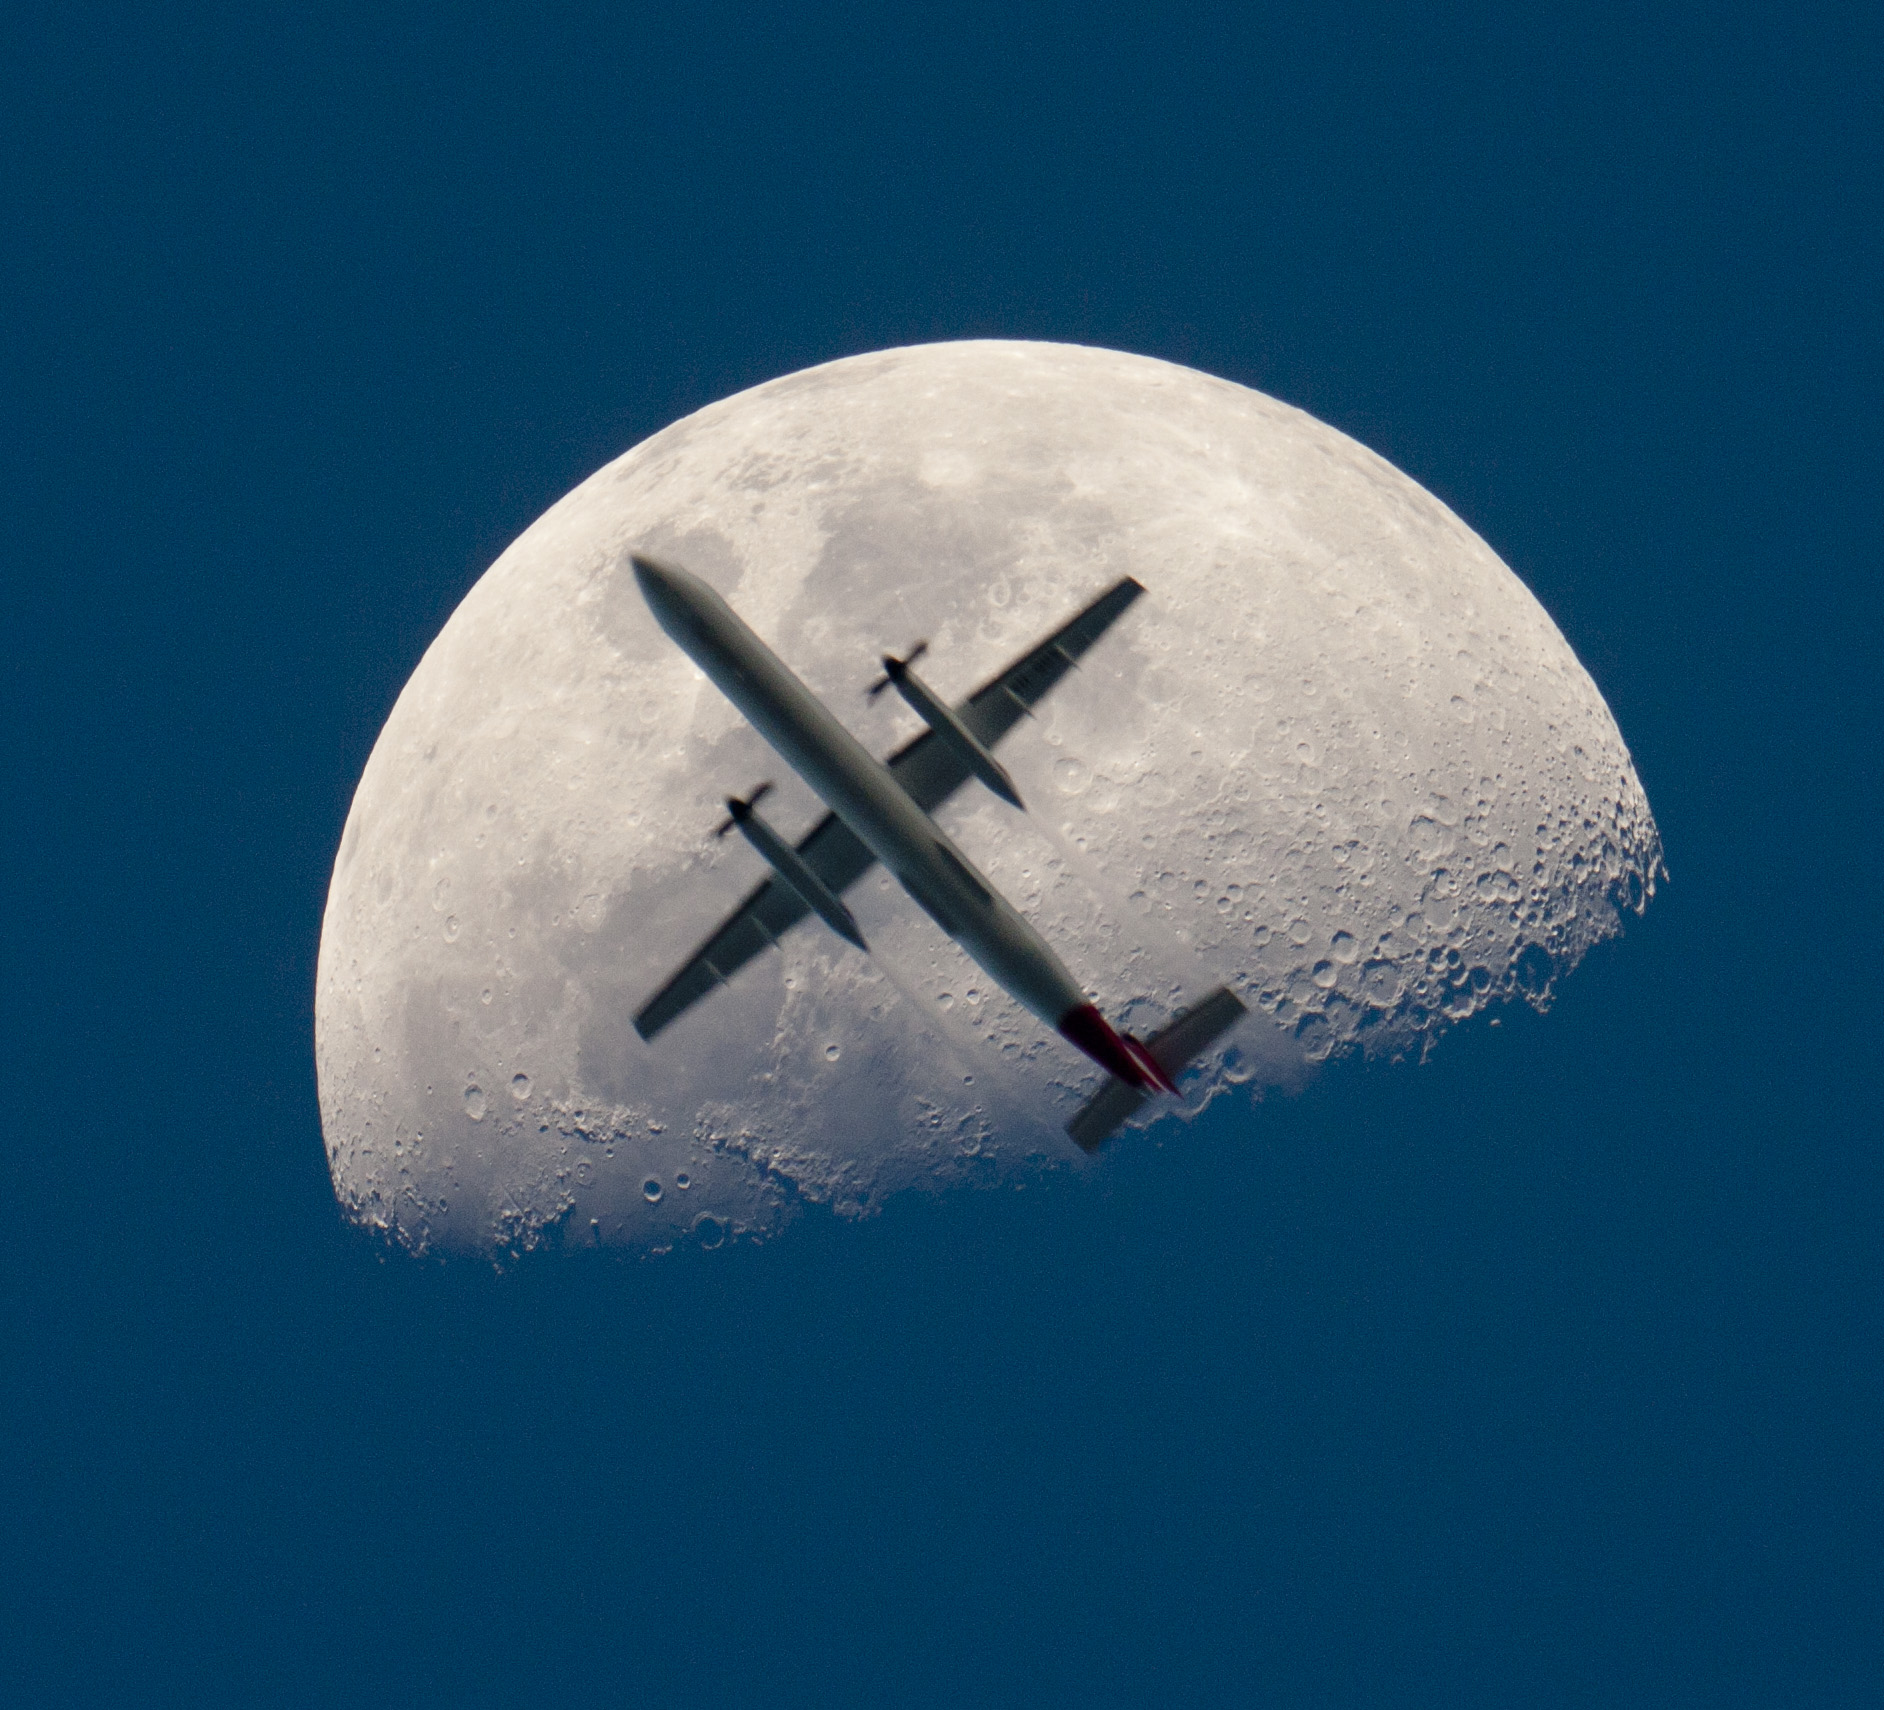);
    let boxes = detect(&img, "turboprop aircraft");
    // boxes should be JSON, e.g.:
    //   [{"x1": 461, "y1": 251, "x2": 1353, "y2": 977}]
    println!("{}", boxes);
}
[{"x1": 630, "y1": 554, "x2": 1245, "y2": 1149}]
